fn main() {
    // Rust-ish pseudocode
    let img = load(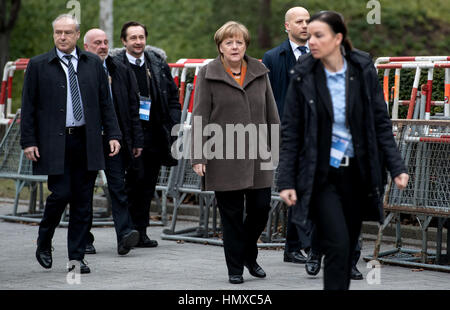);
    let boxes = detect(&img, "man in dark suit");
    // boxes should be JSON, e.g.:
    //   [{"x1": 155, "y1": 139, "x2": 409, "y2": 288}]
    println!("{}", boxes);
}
[
  {"x1": 83, "y1": 28, "x2": 143, "y2": 256},
  {"x1": 21, "y1": 15, "x2": 122, "y2": 274},
  {"x1": 263, "y1": 7, "x2": 312, "y2": 265},
  {"x1": 114, "y1": 21, "x2": 181, "y2": 247}
]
